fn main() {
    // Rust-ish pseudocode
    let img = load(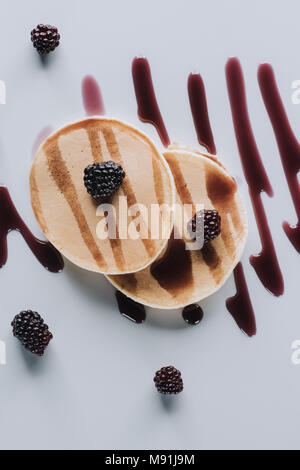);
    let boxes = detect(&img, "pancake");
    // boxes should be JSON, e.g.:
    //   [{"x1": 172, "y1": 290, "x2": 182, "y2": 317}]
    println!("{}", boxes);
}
[
  {"x1": 30, "y1": 117, "x2": 175, "y2": 274},
  {"x1": 107, "y1": 146, "x2": 248, "y2": 308}
]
